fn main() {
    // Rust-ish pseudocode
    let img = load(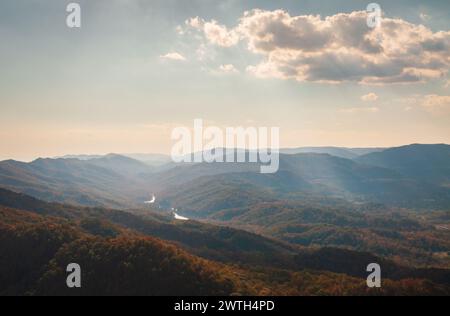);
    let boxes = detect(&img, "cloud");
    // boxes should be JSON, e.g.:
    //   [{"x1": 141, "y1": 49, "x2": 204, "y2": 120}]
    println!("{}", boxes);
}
[
  {"x1": 186, "y1": 17, "x2": 239, "y2": 47},
  {"x1": 421, "y1": 95, "x2": 450, "y2": 114},
  {"x1": 218, "y1": 64, "x2": 239, "y2": 74},
  {"x1": 396, "y1": 94, "x2": 450, "y2": 115},
  {"x1": 160, "y1": 52, "x2": 186, "y2": 61},
  {"x1": 204, "y1": 21, "x2": 240, "y2": 47},
  {"x1": 175, "y1": 25, "x2": 185, "y2": 35},
  {"x1": 186, "y1": 17, "x2": 204, "y2": 29},
  {"x1": 186, "y1": 9, "x2": 450, "y2": 85},
  {"x1": 361, "y1": 93, "x2": 379, "y2": 102},
  {"x1": 420, "y1": 13, "x2": 430, "y2": 22},
  {"x1": 207, "y1": 64, "x2": 239, "y2": 76}
]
